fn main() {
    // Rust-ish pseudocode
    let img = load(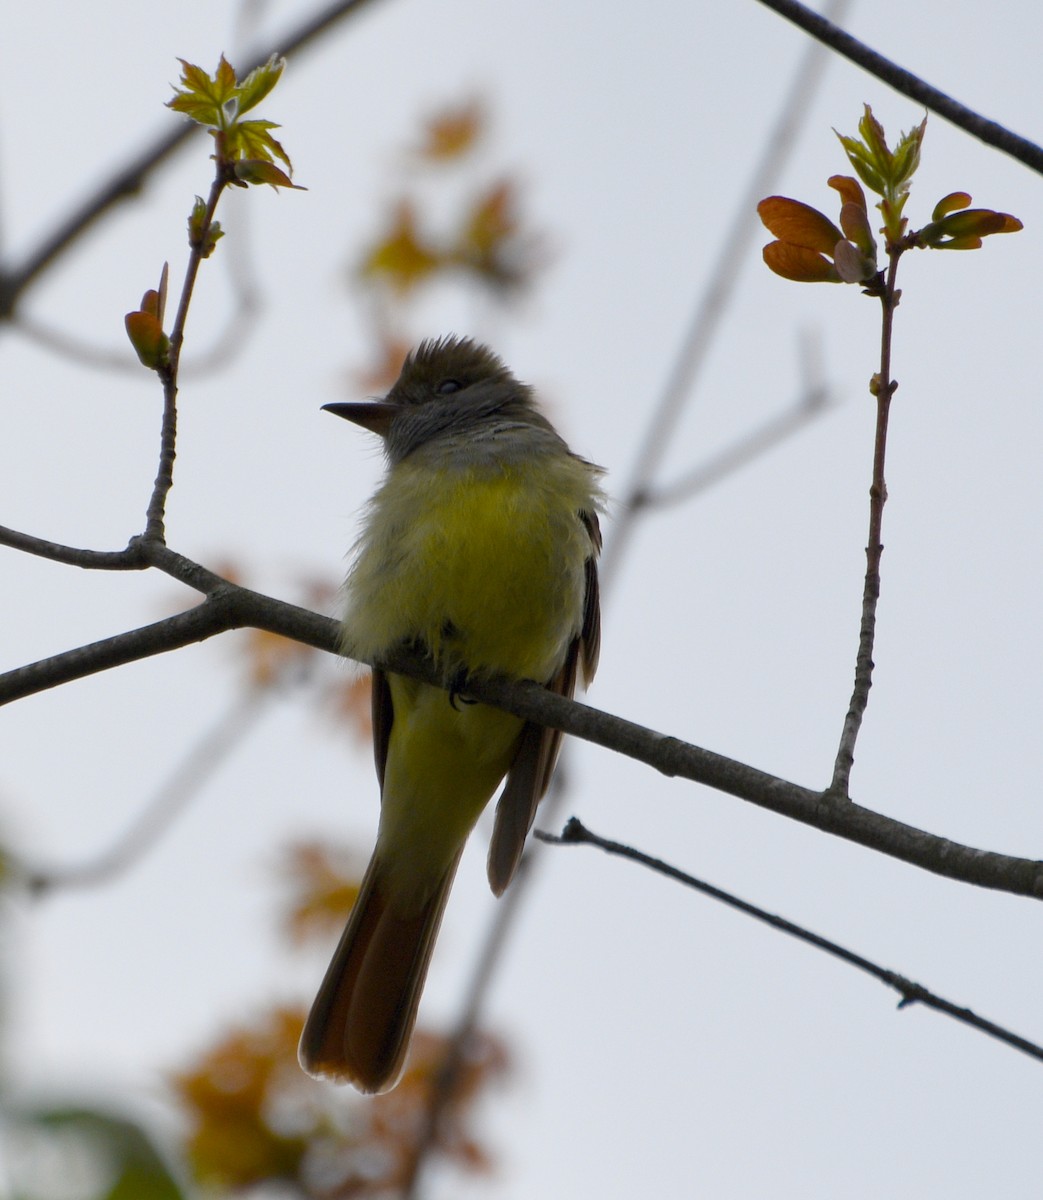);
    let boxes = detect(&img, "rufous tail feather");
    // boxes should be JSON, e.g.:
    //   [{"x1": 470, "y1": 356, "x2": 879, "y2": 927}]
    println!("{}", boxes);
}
[{"x1": 299, "y1": 849, "x2": 463, "y2": 1093}]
